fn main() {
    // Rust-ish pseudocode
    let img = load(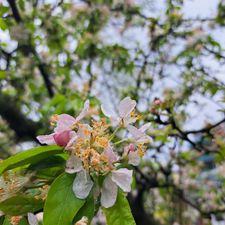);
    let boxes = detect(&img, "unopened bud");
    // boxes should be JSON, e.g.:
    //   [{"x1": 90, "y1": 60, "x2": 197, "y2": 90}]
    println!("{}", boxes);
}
[
  {"x1": 75, "y1": 216, "x2": 88, "y2": 225},
  {"x1": 153, "y1": 98, "x2": 162, "y2": 106},
  {"x1": 10, "y1": 216, "x2": 22, "y2": 225},
  {"x1": 128, "y1": 143, "x2": 136, "y2": 152}
]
